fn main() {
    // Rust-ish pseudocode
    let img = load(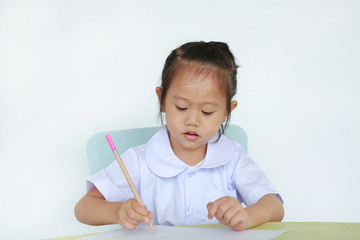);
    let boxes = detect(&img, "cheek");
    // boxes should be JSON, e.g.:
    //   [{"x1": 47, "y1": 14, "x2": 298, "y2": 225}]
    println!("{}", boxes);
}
[
  {"x1": 222, "y1": 113, "x2": 228, "y2": 123},
  {"x1": 165, "y1": 107, "x2": 179, "y2": 123},
  {"x1": 216, "y1": 109, "x2": 229, "y2": 123}
]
